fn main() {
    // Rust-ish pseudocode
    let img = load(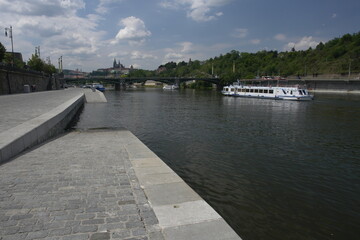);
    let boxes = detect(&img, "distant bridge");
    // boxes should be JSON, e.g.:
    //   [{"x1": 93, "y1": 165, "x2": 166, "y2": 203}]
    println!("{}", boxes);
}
[{"x1": 63, "y1": 76, "x2": 221, "y2": 86}]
